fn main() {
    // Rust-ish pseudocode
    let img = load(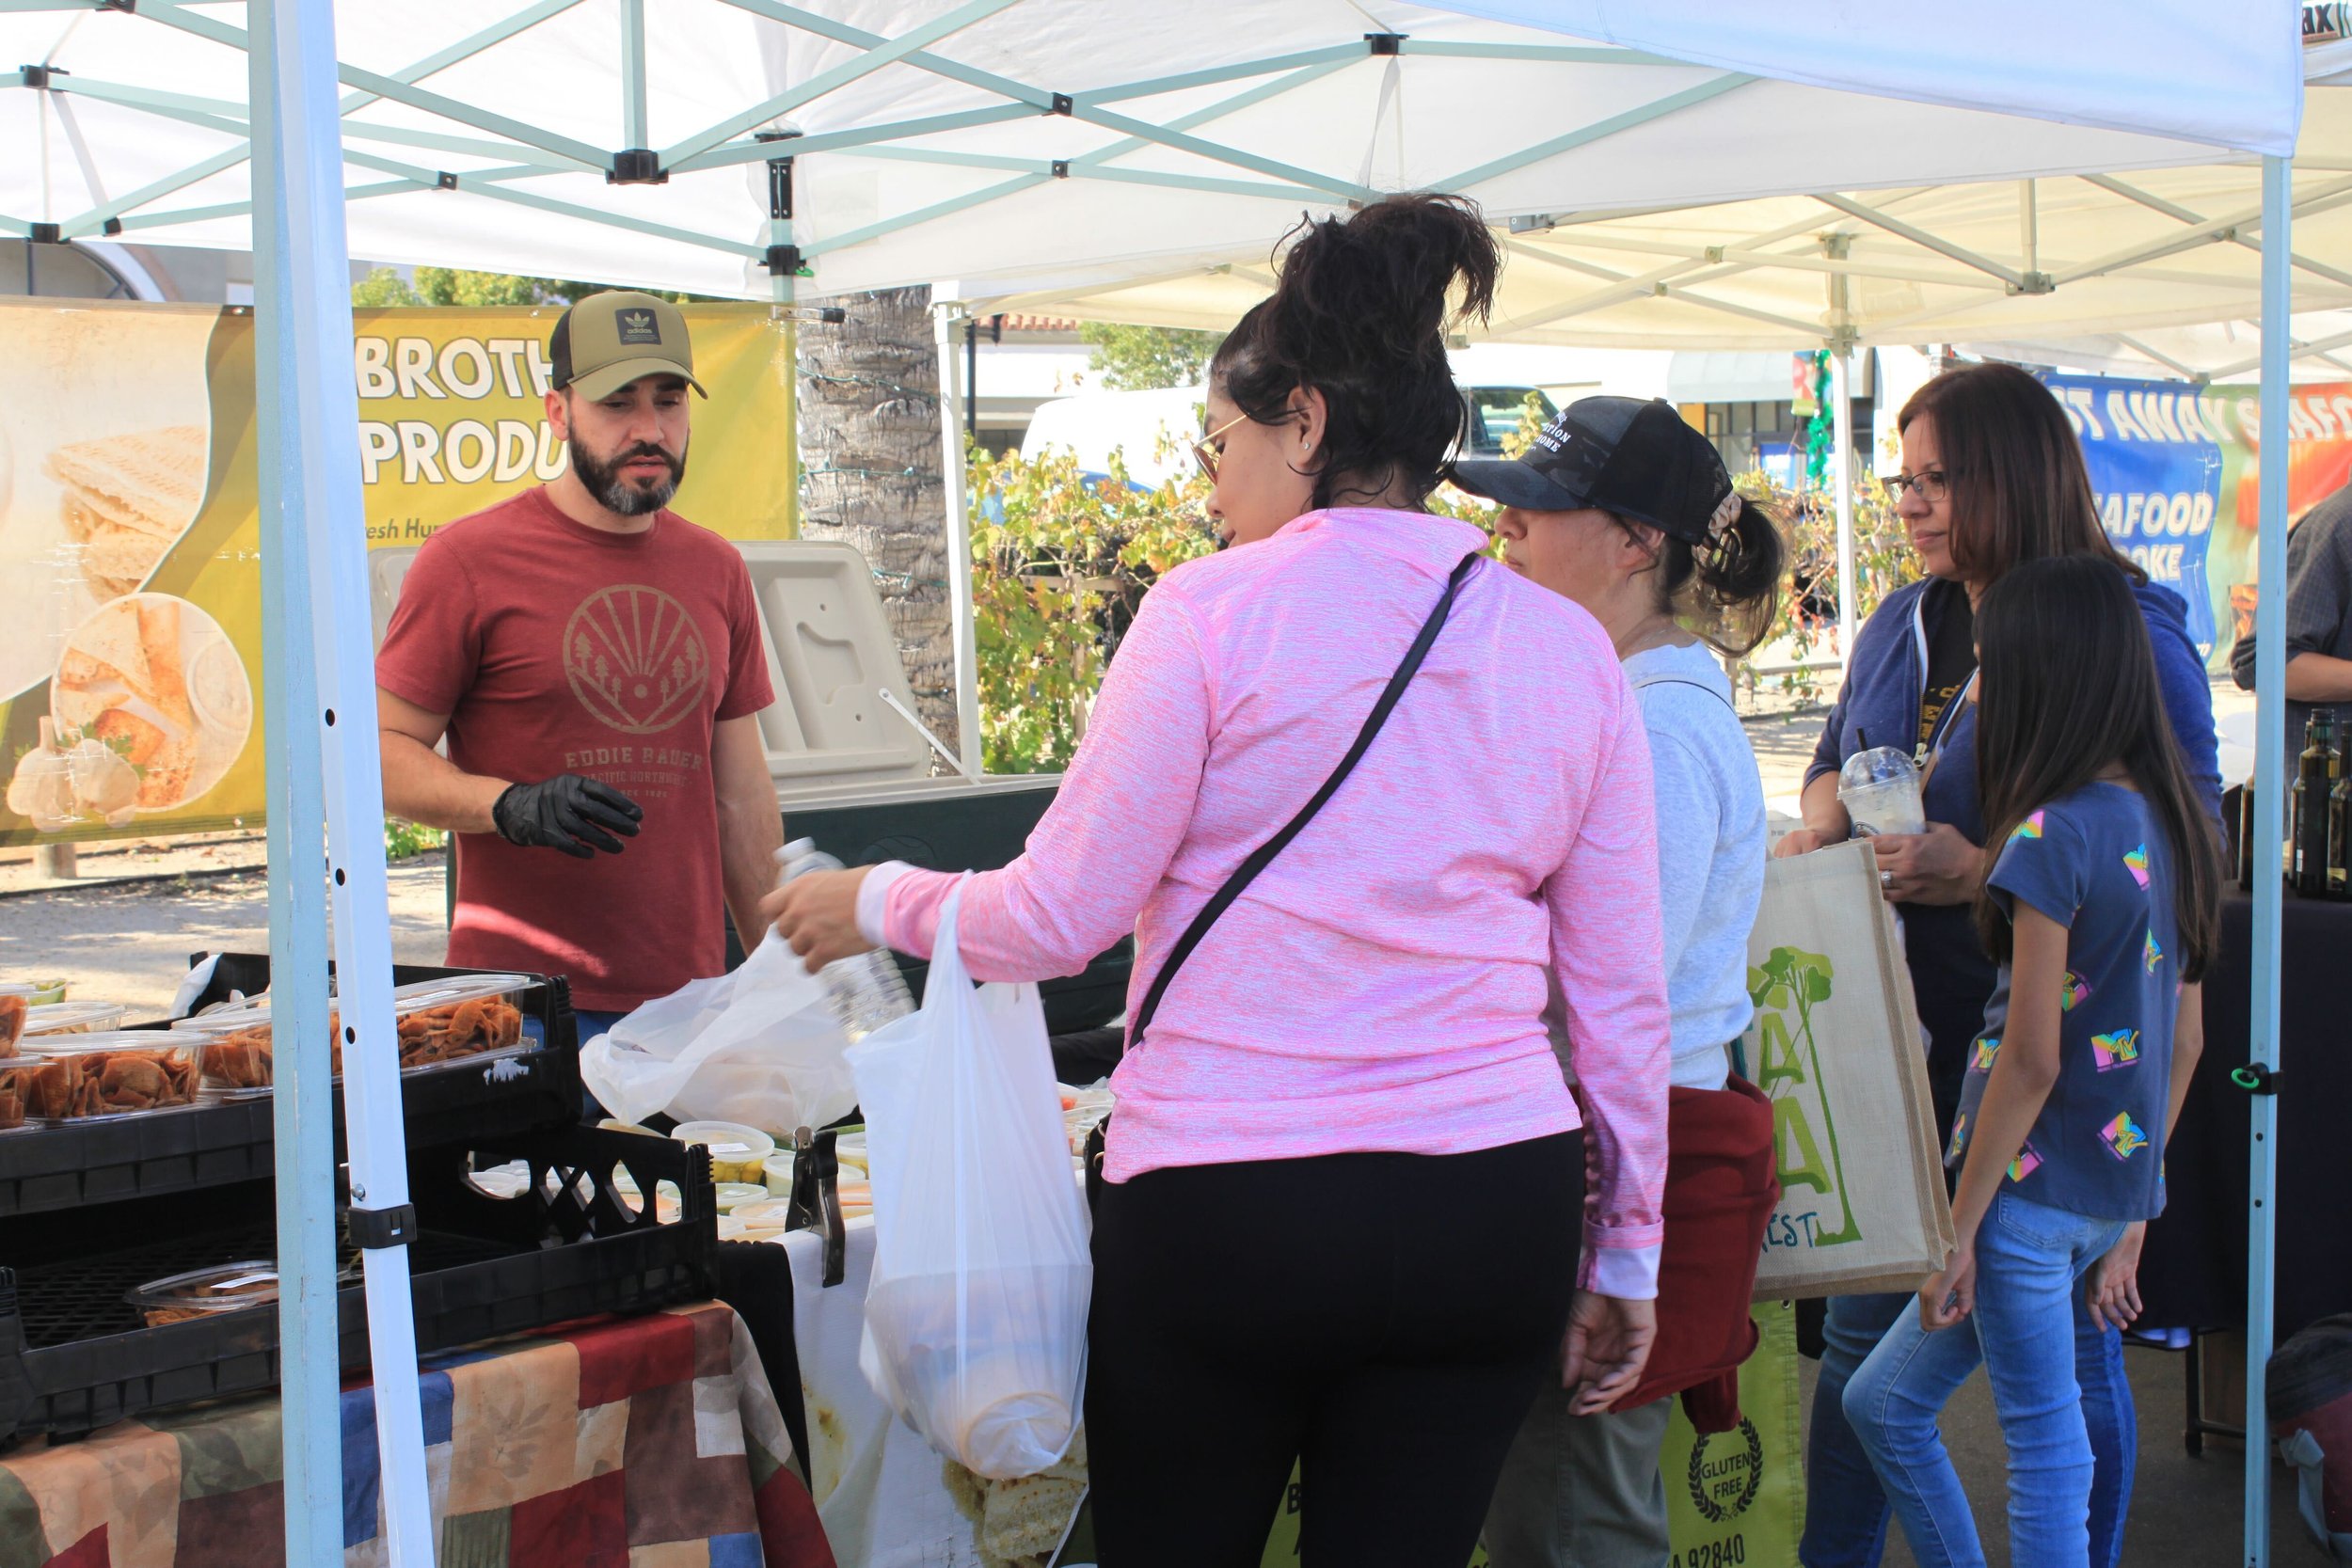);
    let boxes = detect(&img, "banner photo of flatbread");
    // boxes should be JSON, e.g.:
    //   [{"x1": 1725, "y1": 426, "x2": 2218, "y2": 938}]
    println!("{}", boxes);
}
[
  {"x1": 45, "y1": 426, "x2": 210, "y2": 602},
  {"x1": 0, "y1": 300, "x2": 217, "y2": 705},
  {"x1": 36, "y1": 594, "x2": 252, "y2": 821}
]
